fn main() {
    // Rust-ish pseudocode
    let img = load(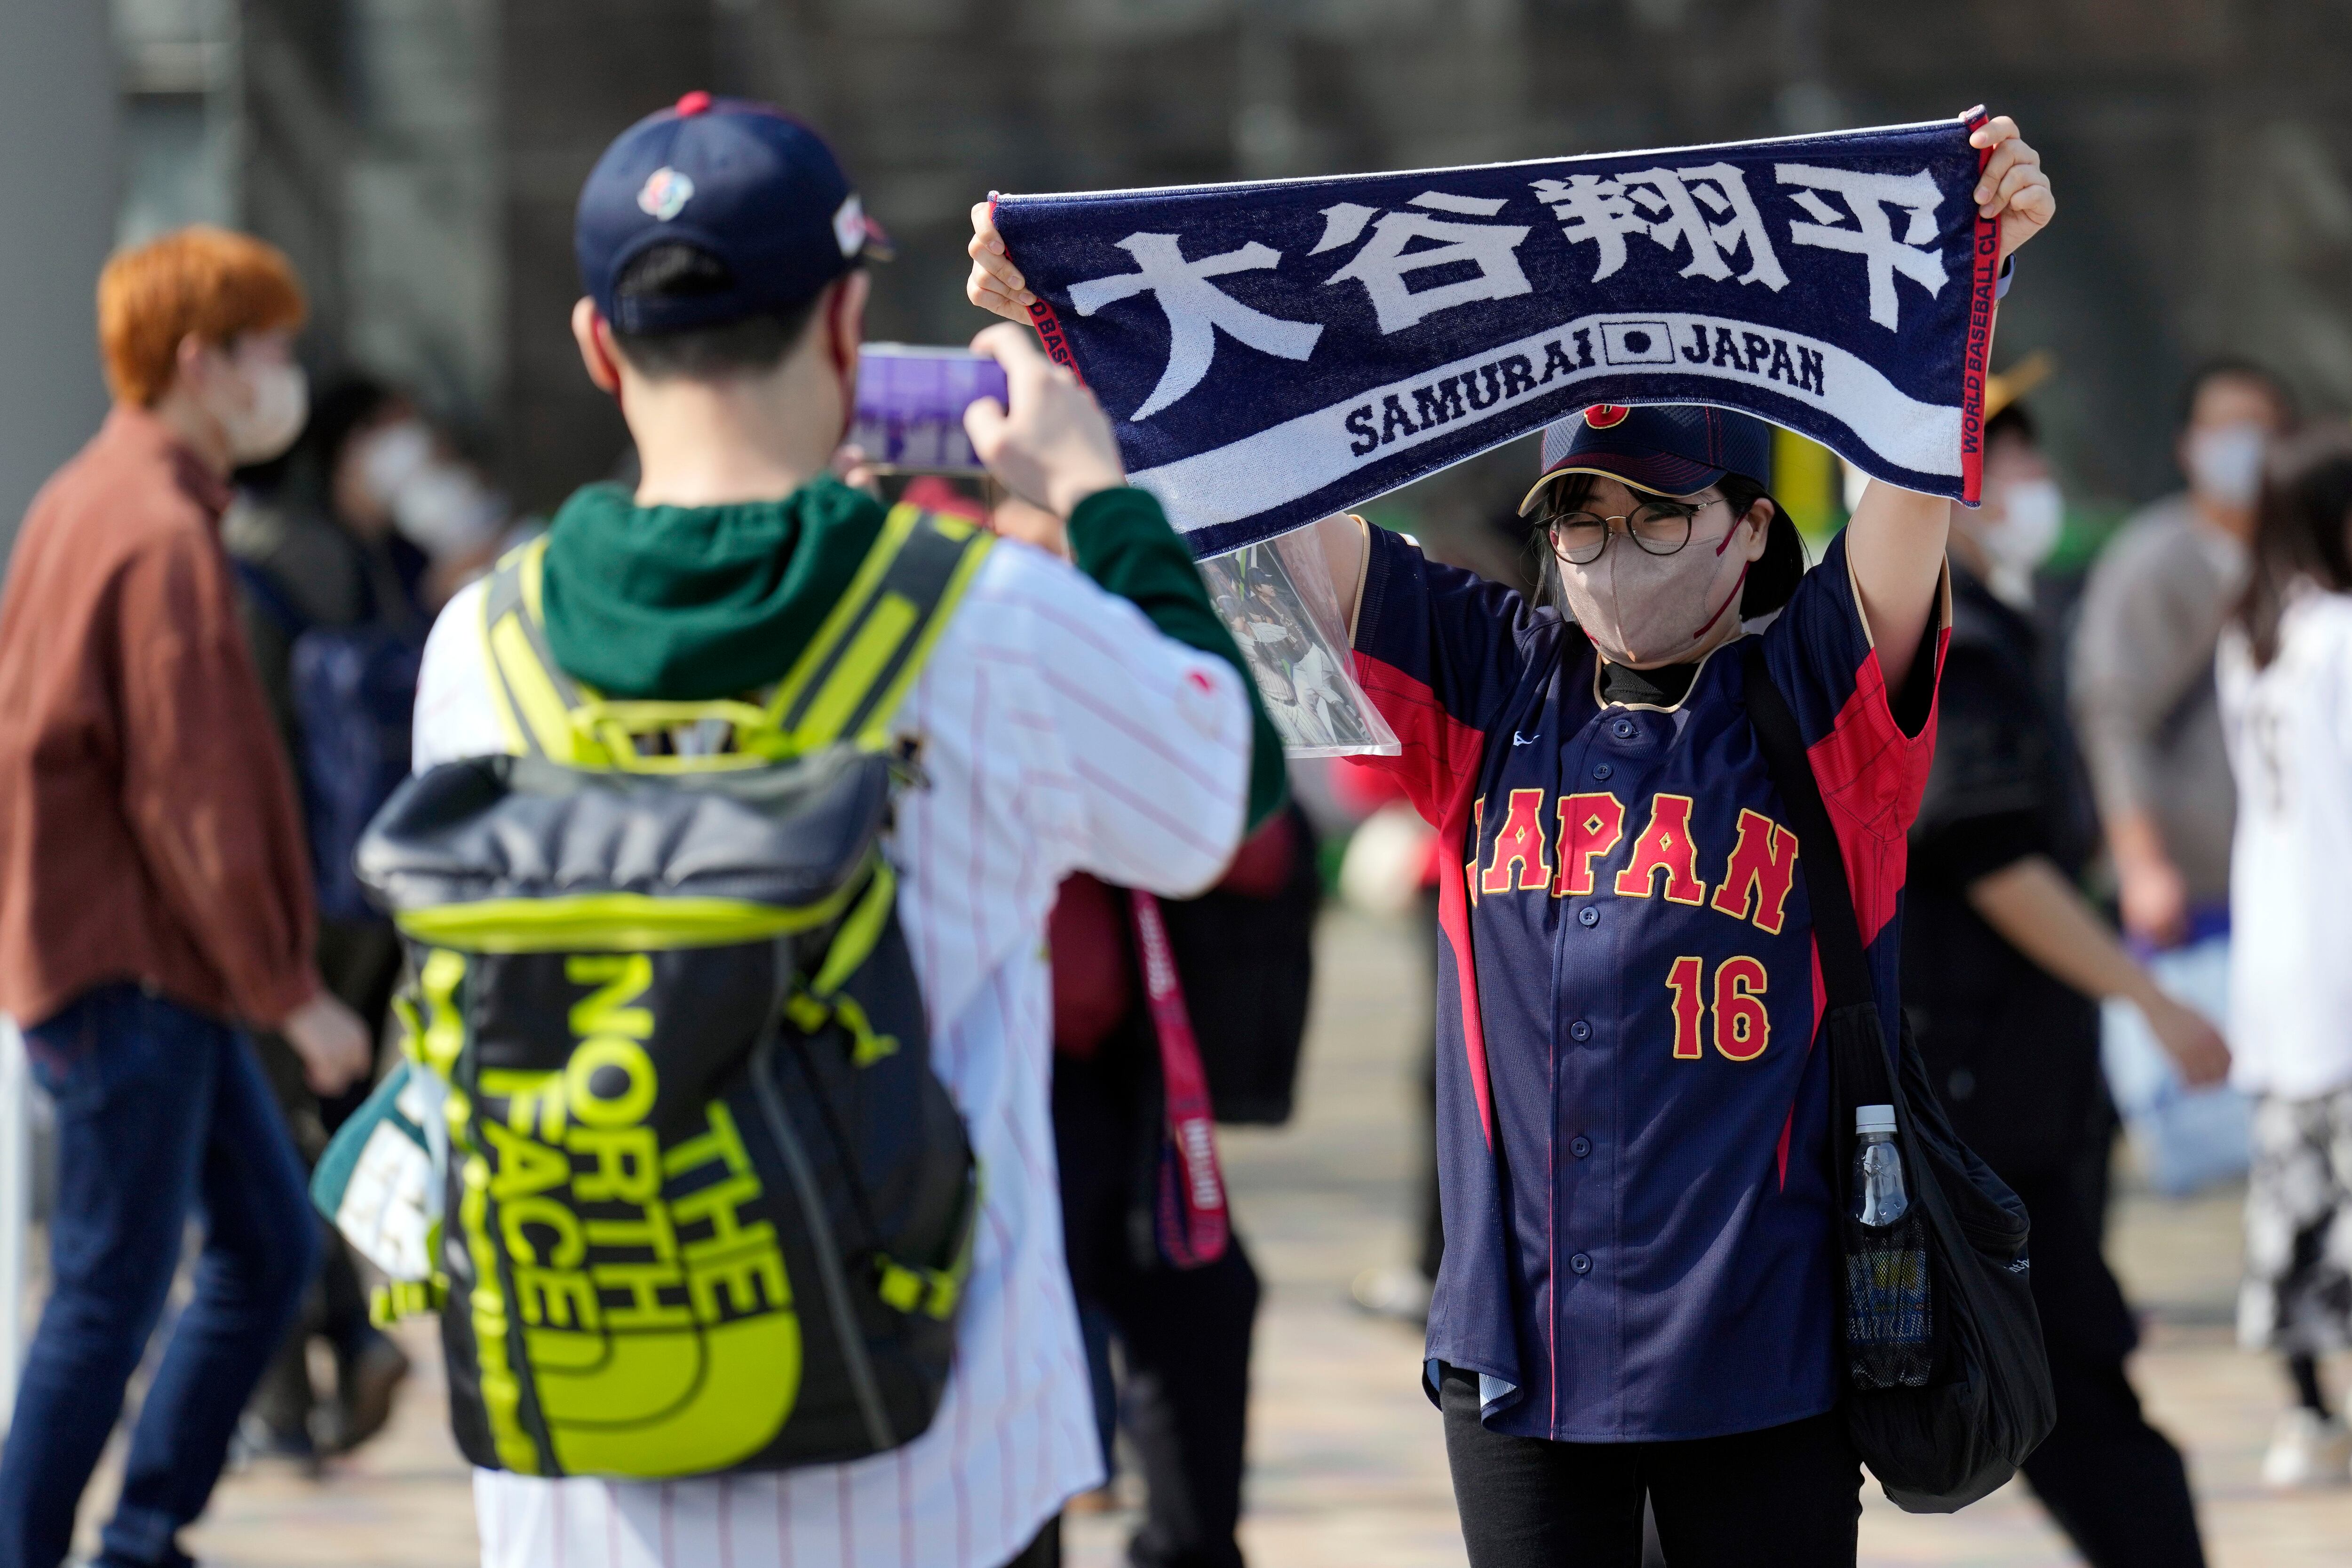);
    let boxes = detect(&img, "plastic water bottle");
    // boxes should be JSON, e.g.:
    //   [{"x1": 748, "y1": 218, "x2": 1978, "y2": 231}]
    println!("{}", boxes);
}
[
  {"x1": 1835, "y1": 1105, "x2": 1929, "y2": 1382},
  {"x1": 1843, "y1": 1101, "x2": 1932, "y2": 1389},
  {"x1": 1852, "y1": 1104, "x2": 1909, "y2": 1227}
]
